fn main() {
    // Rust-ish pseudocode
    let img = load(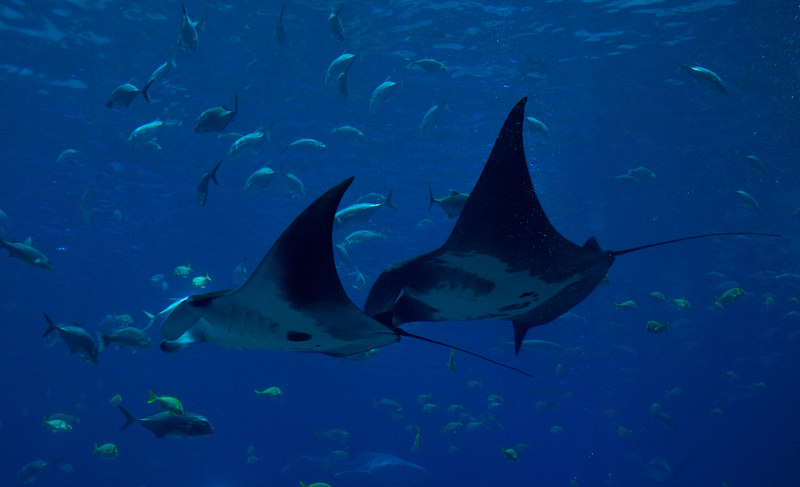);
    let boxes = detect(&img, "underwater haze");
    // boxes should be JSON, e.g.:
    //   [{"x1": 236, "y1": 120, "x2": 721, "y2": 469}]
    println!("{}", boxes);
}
[{"x1": 1, "y1": 1, "x2": 799, "y2": 486}]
